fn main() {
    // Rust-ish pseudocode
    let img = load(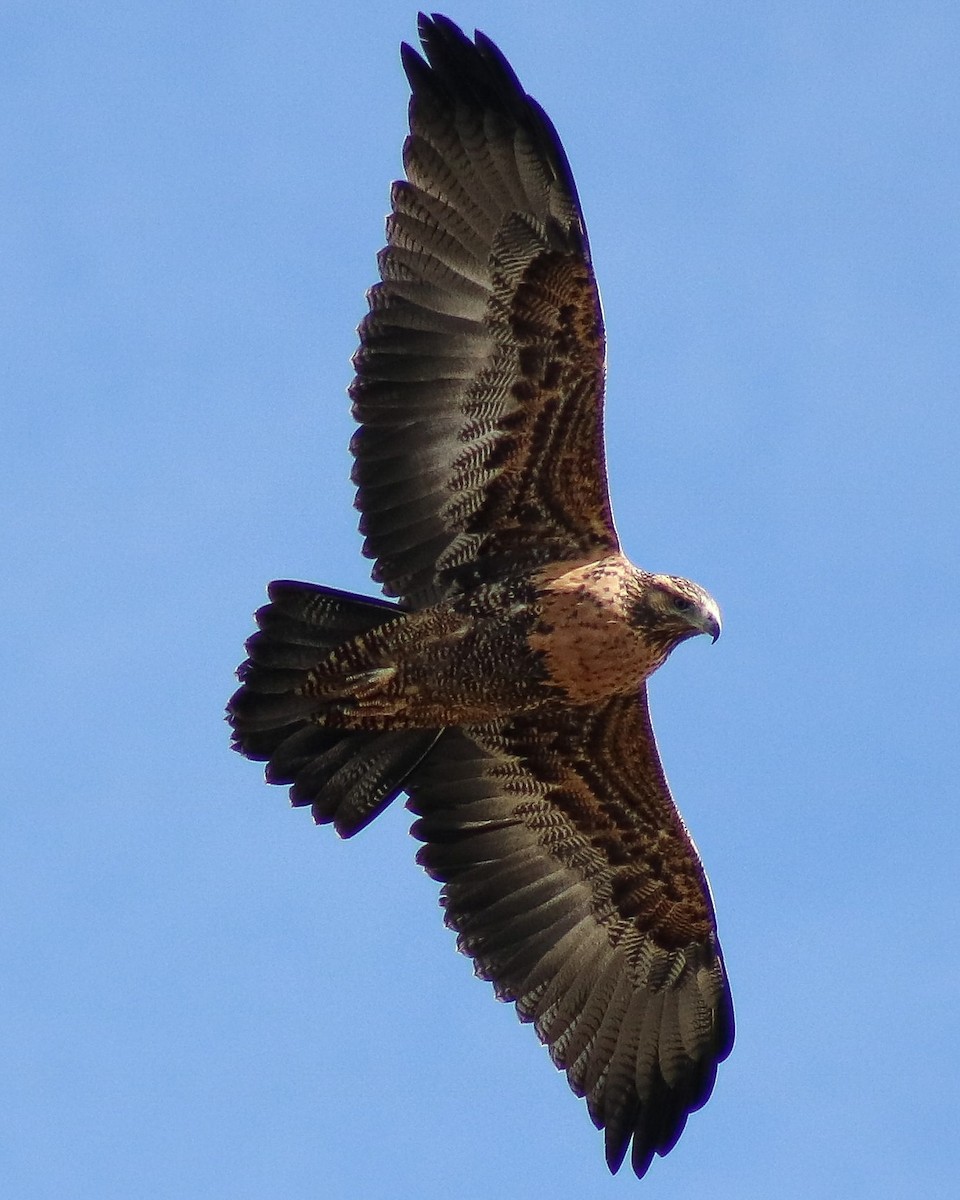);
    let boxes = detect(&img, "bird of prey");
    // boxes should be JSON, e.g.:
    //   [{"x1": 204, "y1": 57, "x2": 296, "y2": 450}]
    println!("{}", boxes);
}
[{"x1": 229, "y1": 12, "x2": 733, "y2": 1179}]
